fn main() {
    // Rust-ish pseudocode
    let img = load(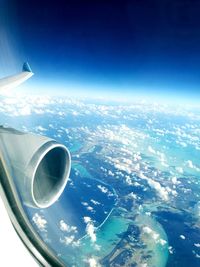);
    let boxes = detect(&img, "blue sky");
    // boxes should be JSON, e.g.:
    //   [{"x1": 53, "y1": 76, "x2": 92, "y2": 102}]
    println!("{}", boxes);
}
[{"x1": 1, "y1": 0, "x2": 200, "y2": 103}]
